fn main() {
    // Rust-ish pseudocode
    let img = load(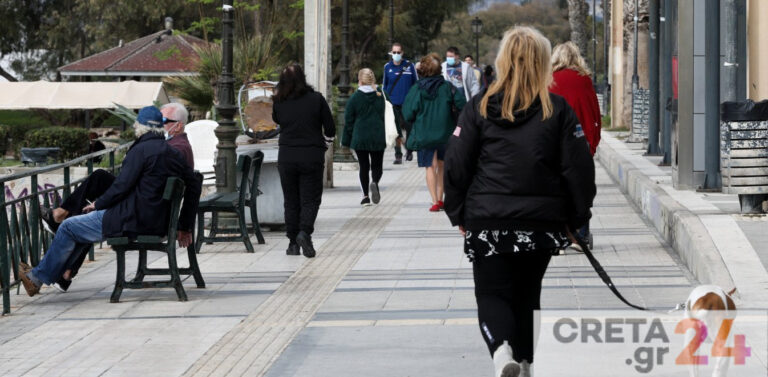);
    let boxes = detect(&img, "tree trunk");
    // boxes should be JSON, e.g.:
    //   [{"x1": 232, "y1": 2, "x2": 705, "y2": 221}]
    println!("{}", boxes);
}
[{"x1": 568, "y1": 0, "x2": 589, "y2": 56}]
